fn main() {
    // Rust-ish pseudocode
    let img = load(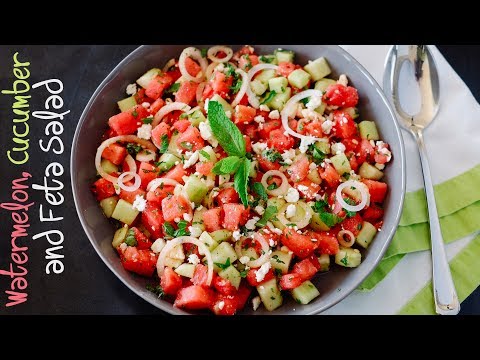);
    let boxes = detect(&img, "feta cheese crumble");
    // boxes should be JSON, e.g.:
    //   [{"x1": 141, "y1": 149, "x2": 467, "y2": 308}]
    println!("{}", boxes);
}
[
  {"x1": 255, "y1": 261, "x2": 272, "y2": 283},
  {"x1": 199, "y1": 121, "x2": 218, "y2": 147},
  {"x1": 299, "y1": 136, "x2": 316, "y2": 153},
  {"x1": 337, "y1": 74, "x2": 348, "y2": 86},
  {"x1": 285, "y1": 204, "x2": 296, "y2": 218},
  {"x1": 188, "y1": 254, "x2": 200, "y2": 265},
  {"x1": 285, "y1": 187, "x2": 300, "y2": 203},
  {"x1": 132, "y1": 195, "x2": 147, "y2": 212},
  {"x1": 126, "y1": 83, "x2": 137, "y2": 95},
  {"x1": 183, "y1": 150, "x2": 199, "y2": 169},
  {"x1": 306, "y1": 94, "x2": 322, "y2": 111},
  {"x1": 281, "y1": 149, "x2": 296, "y2": 165},
  {"x1": 245, "y1": 217, "x2": 260, "y2": 230},
  {"x1": 188, "y1": 226, "x2": 202, "y2": 238},
  {"x1": 321, "y1": 119, "x2": 334, "y2": 134},
  {"x1": 183, "y1": 213, "x2": 193, "y2": 222},
  {"x1": 239, "y1": 256, "x2": 250, "y2": 265},
  {"x1": 252, "y1": 141, "x2": 268, "y2": 155},
  {"x1": 233, "y1": 230, "x2": 242, "y2": 241},
  {"x1": 218, "y1": 301, "x2": 225, "y2": 310},
  {"x1": 259, "y1": 104, "x2": 270, "y2": 112},
  {"x1": 331, "y1": 142, "x2": 346, "y2": 155},
  {"x1": 254, "y1": 205, "x2": 265, "y2": 216},
  {"x1": 268, "y1": 110, "x2": 280, "y2": 119},
  {"x1": 137, "y1": 124, "x2": 152, "y2": 140}
]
